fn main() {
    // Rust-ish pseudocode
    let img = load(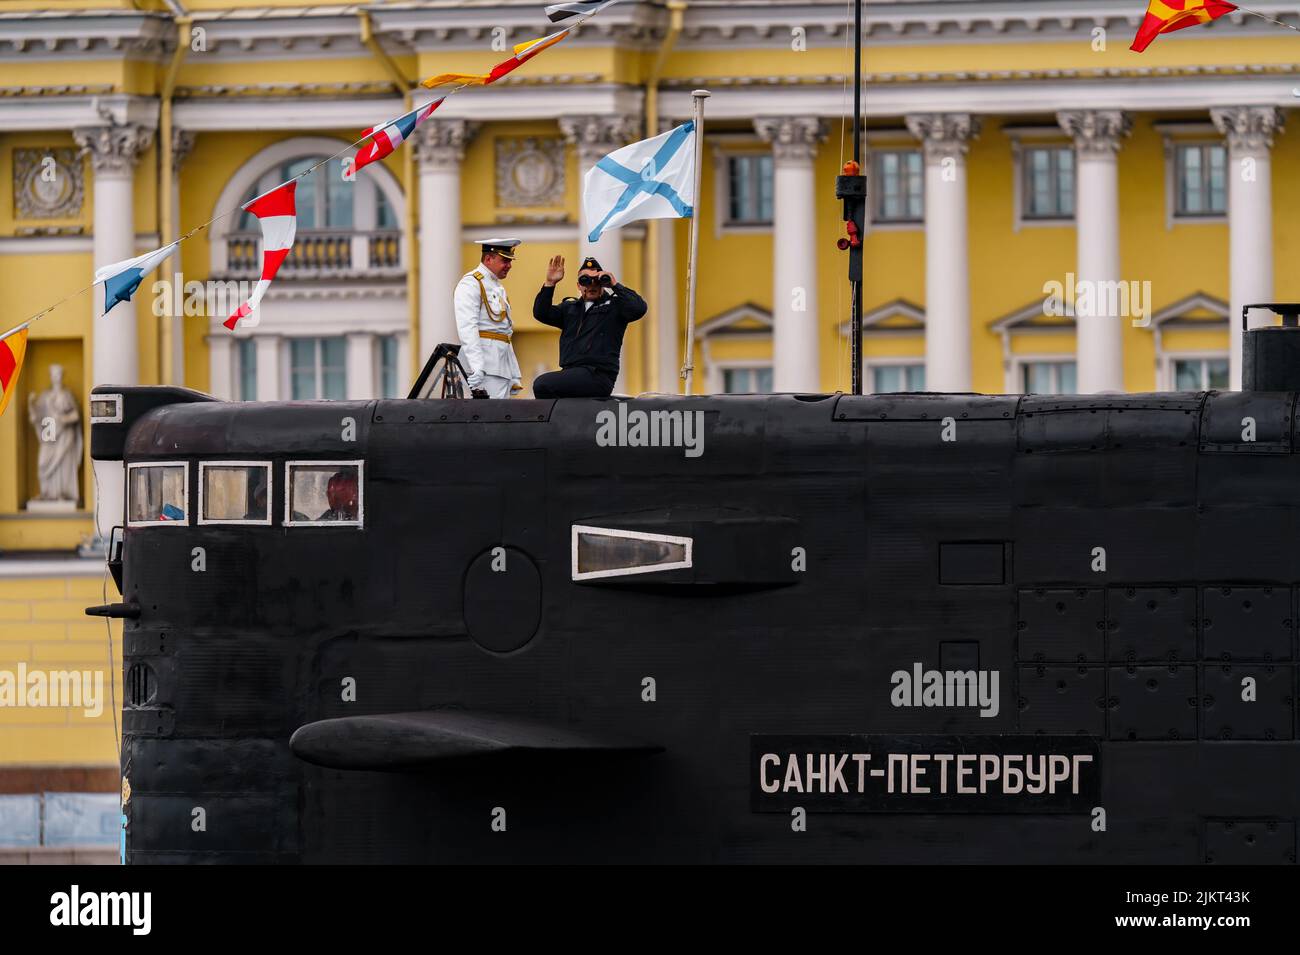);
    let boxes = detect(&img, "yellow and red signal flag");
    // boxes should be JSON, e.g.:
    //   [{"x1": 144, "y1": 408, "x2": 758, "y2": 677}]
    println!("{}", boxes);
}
[
  {"x1": 421, "y1": 29, "x2": 570, "y2": 89},
  {"x1": 1131, "y1": 0, "x2": 1237, "y2": 51},
  {"x1": 0, "y1": 326, "x2": 29, "y2": 418}
]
